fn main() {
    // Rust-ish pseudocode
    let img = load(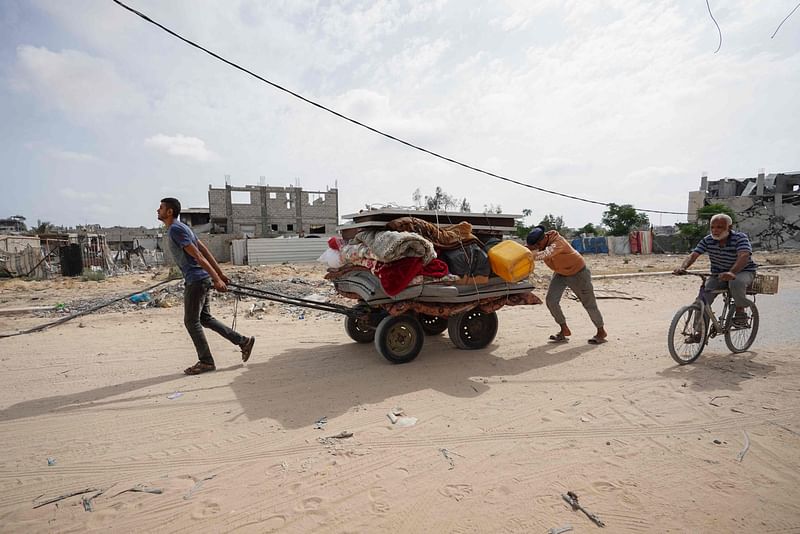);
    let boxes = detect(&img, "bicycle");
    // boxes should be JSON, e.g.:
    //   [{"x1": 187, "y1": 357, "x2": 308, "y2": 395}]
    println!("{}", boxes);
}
[{"x1": 667, "y1": 272, "x2": 760, "y2": 365}]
